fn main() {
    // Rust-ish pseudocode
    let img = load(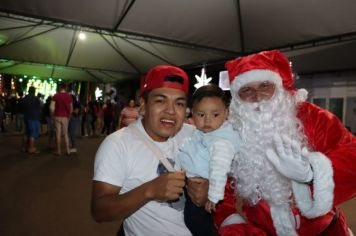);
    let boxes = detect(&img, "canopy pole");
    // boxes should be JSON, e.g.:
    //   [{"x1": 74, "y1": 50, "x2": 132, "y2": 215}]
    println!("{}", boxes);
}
[
  {"x1": 113, "y1": 0, "x2": 136, "y2": 31},
  {"x1": 236, "y1": 0, "x2": 245, "y2": 53},
  {"x1": 100, "y1": 33, "x2": 141, "y2": 74},
  {"x1": 120, "y1": 37, "x2": 175, "y2": 65},
  {"x1": 65, "y1": 28, "x2": 79, "y2": 66},
  {"x1": 0, "y1": 25, "x2": 60, "y2": 48}
]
